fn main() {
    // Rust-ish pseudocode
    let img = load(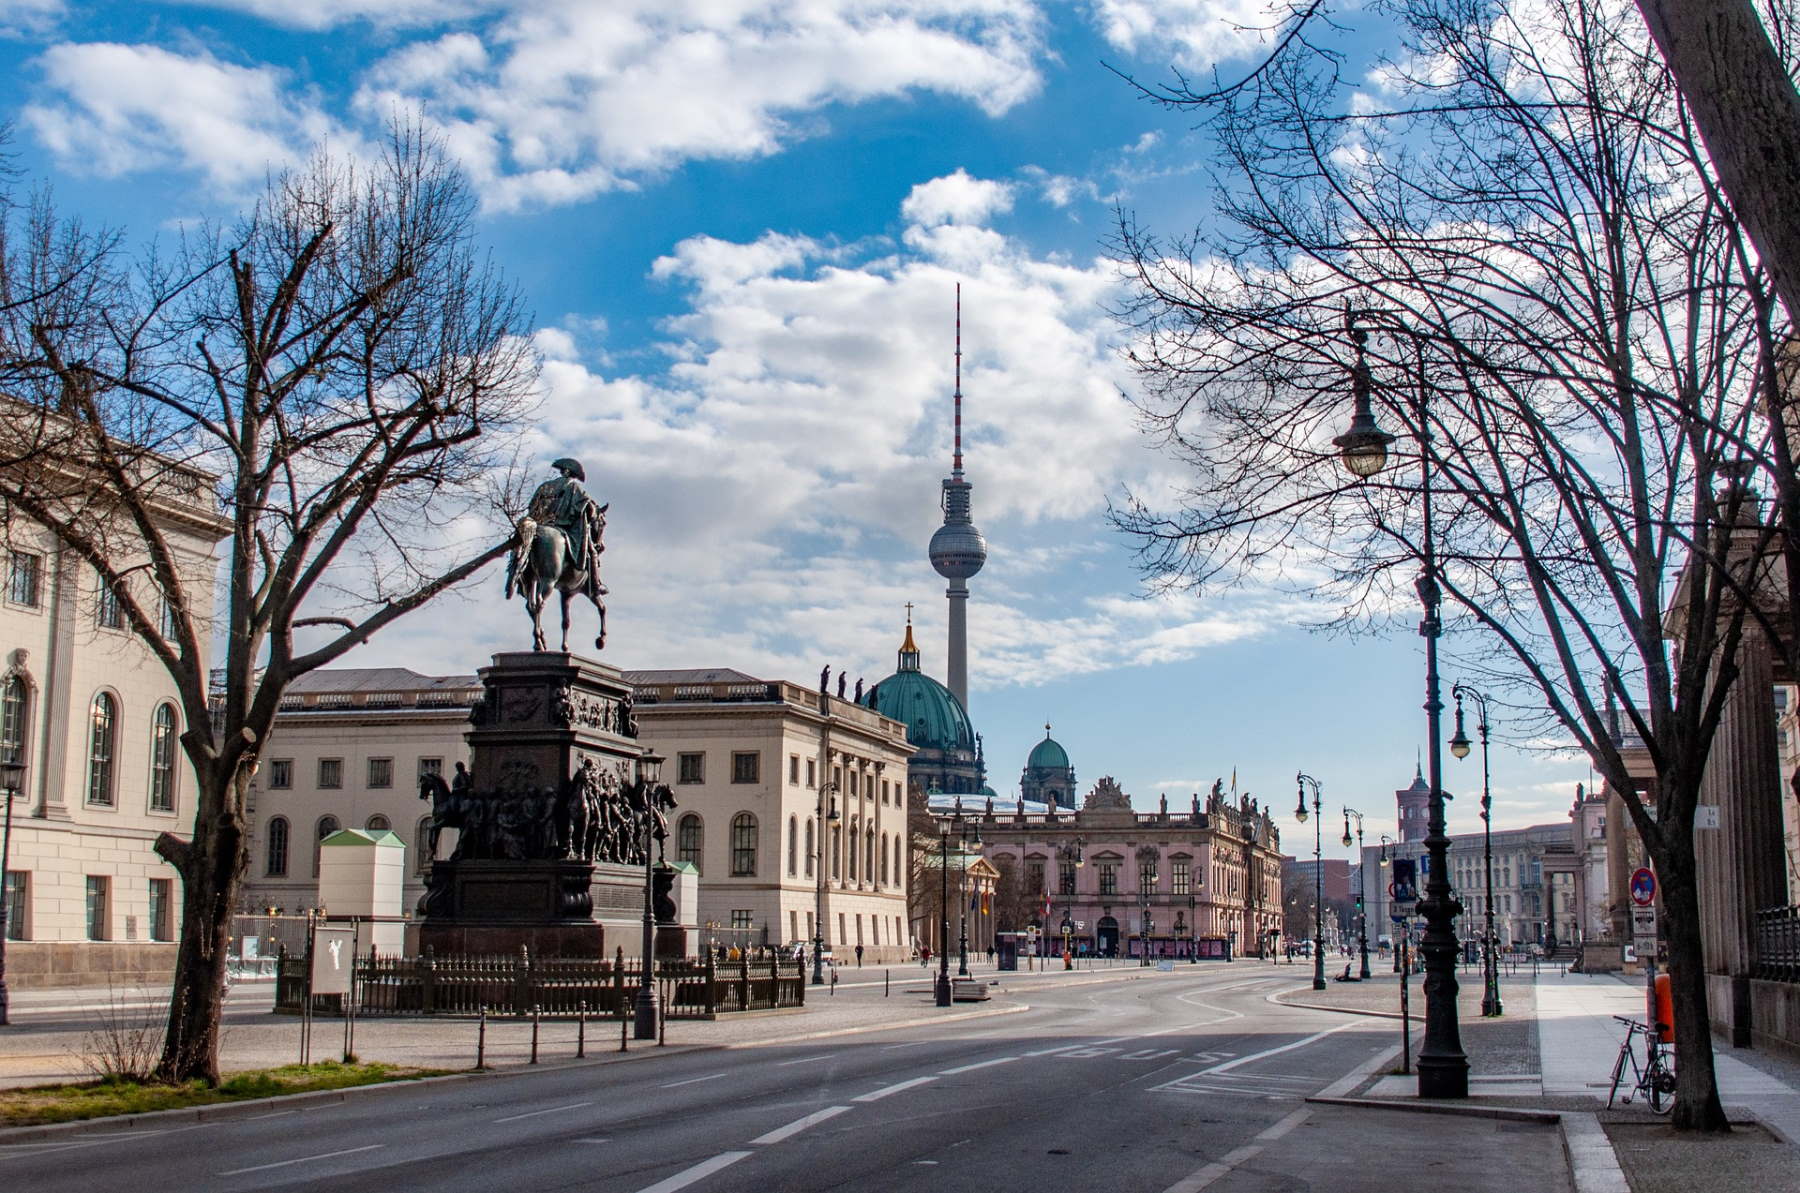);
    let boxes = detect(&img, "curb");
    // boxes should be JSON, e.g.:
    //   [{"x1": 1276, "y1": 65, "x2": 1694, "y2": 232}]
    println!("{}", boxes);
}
[
  {"x1": 0, "y1": 999, "x2": 1033, "y2": 1142},
  {"x1": 1304, "y1": 1095, "x2": 1560, "y2": 1124}
]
